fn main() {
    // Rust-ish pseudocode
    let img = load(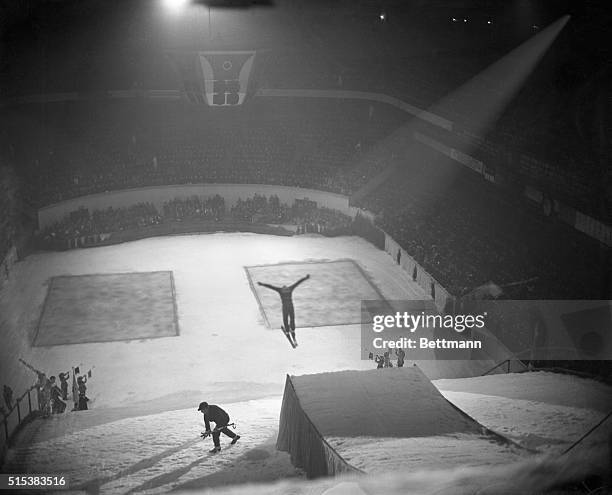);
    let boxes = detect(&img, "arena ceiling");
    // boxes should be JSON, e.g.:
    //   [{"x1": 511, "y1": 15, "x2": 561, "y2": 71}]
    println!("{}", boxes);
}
[{"x1": 0, "y1": 0, "x2": 609, "y2": 107}]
